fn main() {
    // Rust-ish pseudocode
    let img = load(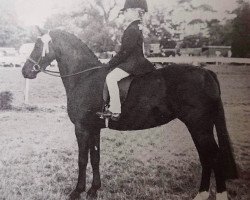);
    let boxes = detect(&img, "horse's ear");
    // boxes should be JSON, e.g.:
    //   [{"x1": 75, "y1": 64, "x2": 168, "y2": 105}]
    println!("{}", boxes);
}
[{"x1": 35, "y1": 26, "x2": 48, "y2": 36}]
